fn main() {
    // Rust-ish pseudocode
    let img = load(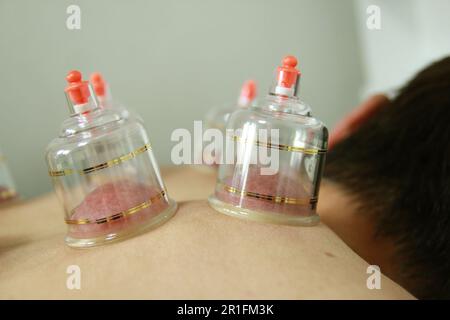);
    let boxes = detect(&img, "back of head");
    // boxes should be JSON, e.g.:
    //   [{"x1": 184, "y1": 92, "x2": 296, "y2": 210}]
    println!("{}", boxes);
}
[{"x1": 325, "y1": 57, "x2": 450, "y2": 299}]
